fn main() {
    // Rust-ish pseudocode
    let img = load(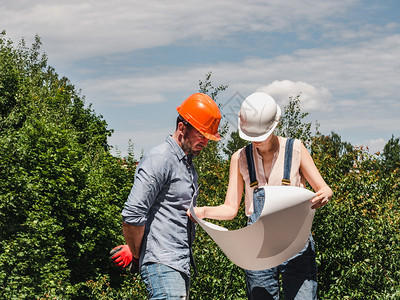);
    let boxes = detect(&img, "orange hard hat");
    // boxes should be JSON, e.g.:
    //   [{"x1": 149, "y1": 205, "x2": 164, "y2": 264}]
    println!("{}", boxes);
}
[{"x1": 176, "y1": 93, "x2": 221, "y2": 141}]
